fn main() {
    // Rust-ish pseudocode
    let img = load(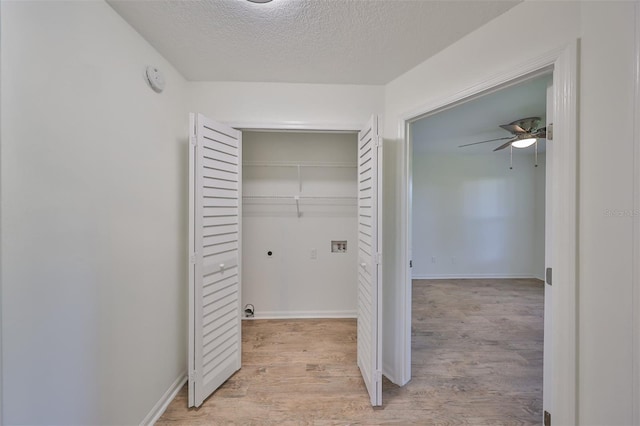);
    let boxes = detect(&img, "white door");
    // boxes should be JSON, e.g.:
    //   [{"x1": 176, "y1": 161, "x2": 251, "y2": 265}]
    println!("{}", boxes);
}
[
  {"x1": 357, "y1": 115, "x2": 383, "y2": 406},
  {"x1": 543, "y1": 80, "x2": 554, "y2": 420},
  {"x1": 188, "y1": 113, "x2": 242, "y2": 408}
]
